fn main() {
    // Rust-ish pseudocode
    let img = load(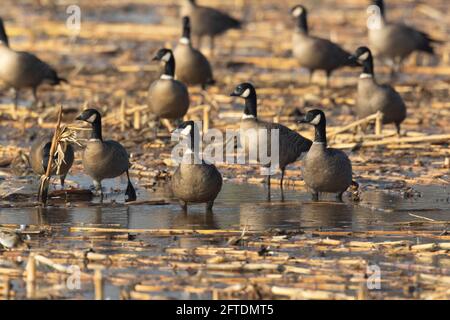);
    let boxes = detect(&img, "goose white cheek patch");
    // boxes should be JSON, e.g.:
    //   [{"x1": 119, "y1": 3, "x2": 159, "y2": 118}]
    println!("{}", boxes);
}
[
  {"x1": 180, "y1": 125, "x2": 192, "y2": 136},
  {"x1": 310, "y1": 114, "x2": 321, "y2": 125},
  {"x1": 161, "y1": 52, "x2": 171, "y2": 62},
  {"x1": 359, "y1": 51, "x2": 369, "y2": 61},
  {"x1": 292, "y1": 7, "x2": 303, "y2": 17},
  {"x1": 86, "y1": 113, "x2": 97, "y2": 123},
  {"x1": 241, "y1": 88, "x2": 251, "y2": 98}
]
